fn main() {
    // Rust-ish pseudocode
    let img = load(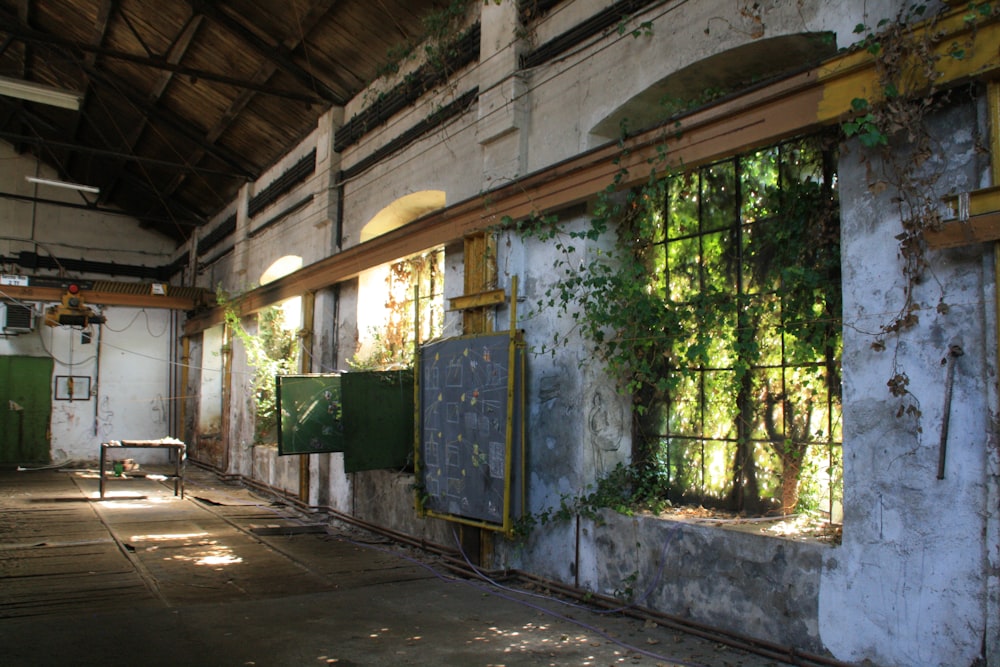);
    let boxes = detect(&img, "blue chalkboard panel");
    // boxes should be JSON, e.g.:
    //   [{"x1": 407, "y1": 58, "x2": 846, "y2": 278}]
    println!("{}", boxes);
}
[
  {"x1": 417, "y1": 332, "x2": 524, "y2": 529},
  {"x1": 277, "y1": 374, "x2": 344, "y2": 455}
]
